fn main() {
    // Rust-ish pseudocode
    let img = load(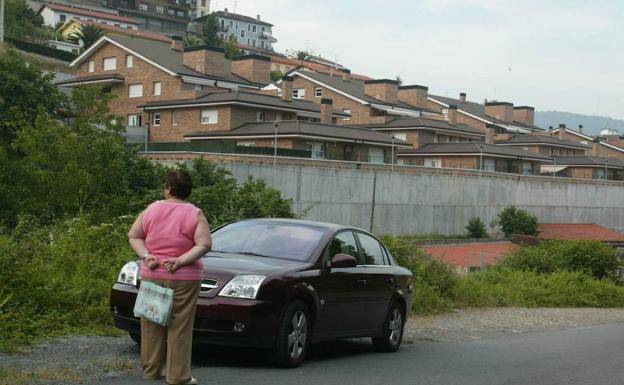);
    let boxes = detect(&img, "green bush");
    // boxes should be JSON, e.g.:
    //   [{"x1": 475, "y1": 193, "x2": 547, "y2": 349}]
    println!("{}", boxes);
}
[
  {"x1": 500, "y1": 240, "x2": 621, "y2": 280},
  {"x1": 465, "y1": 217, "x2": 487, "y2": 238},
  {"x1": 496, "y1": 205, "x2": 538, "y2": 237},
  {"x1": 454, "y1": 268, "x2": 624, "y2": 308}
]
